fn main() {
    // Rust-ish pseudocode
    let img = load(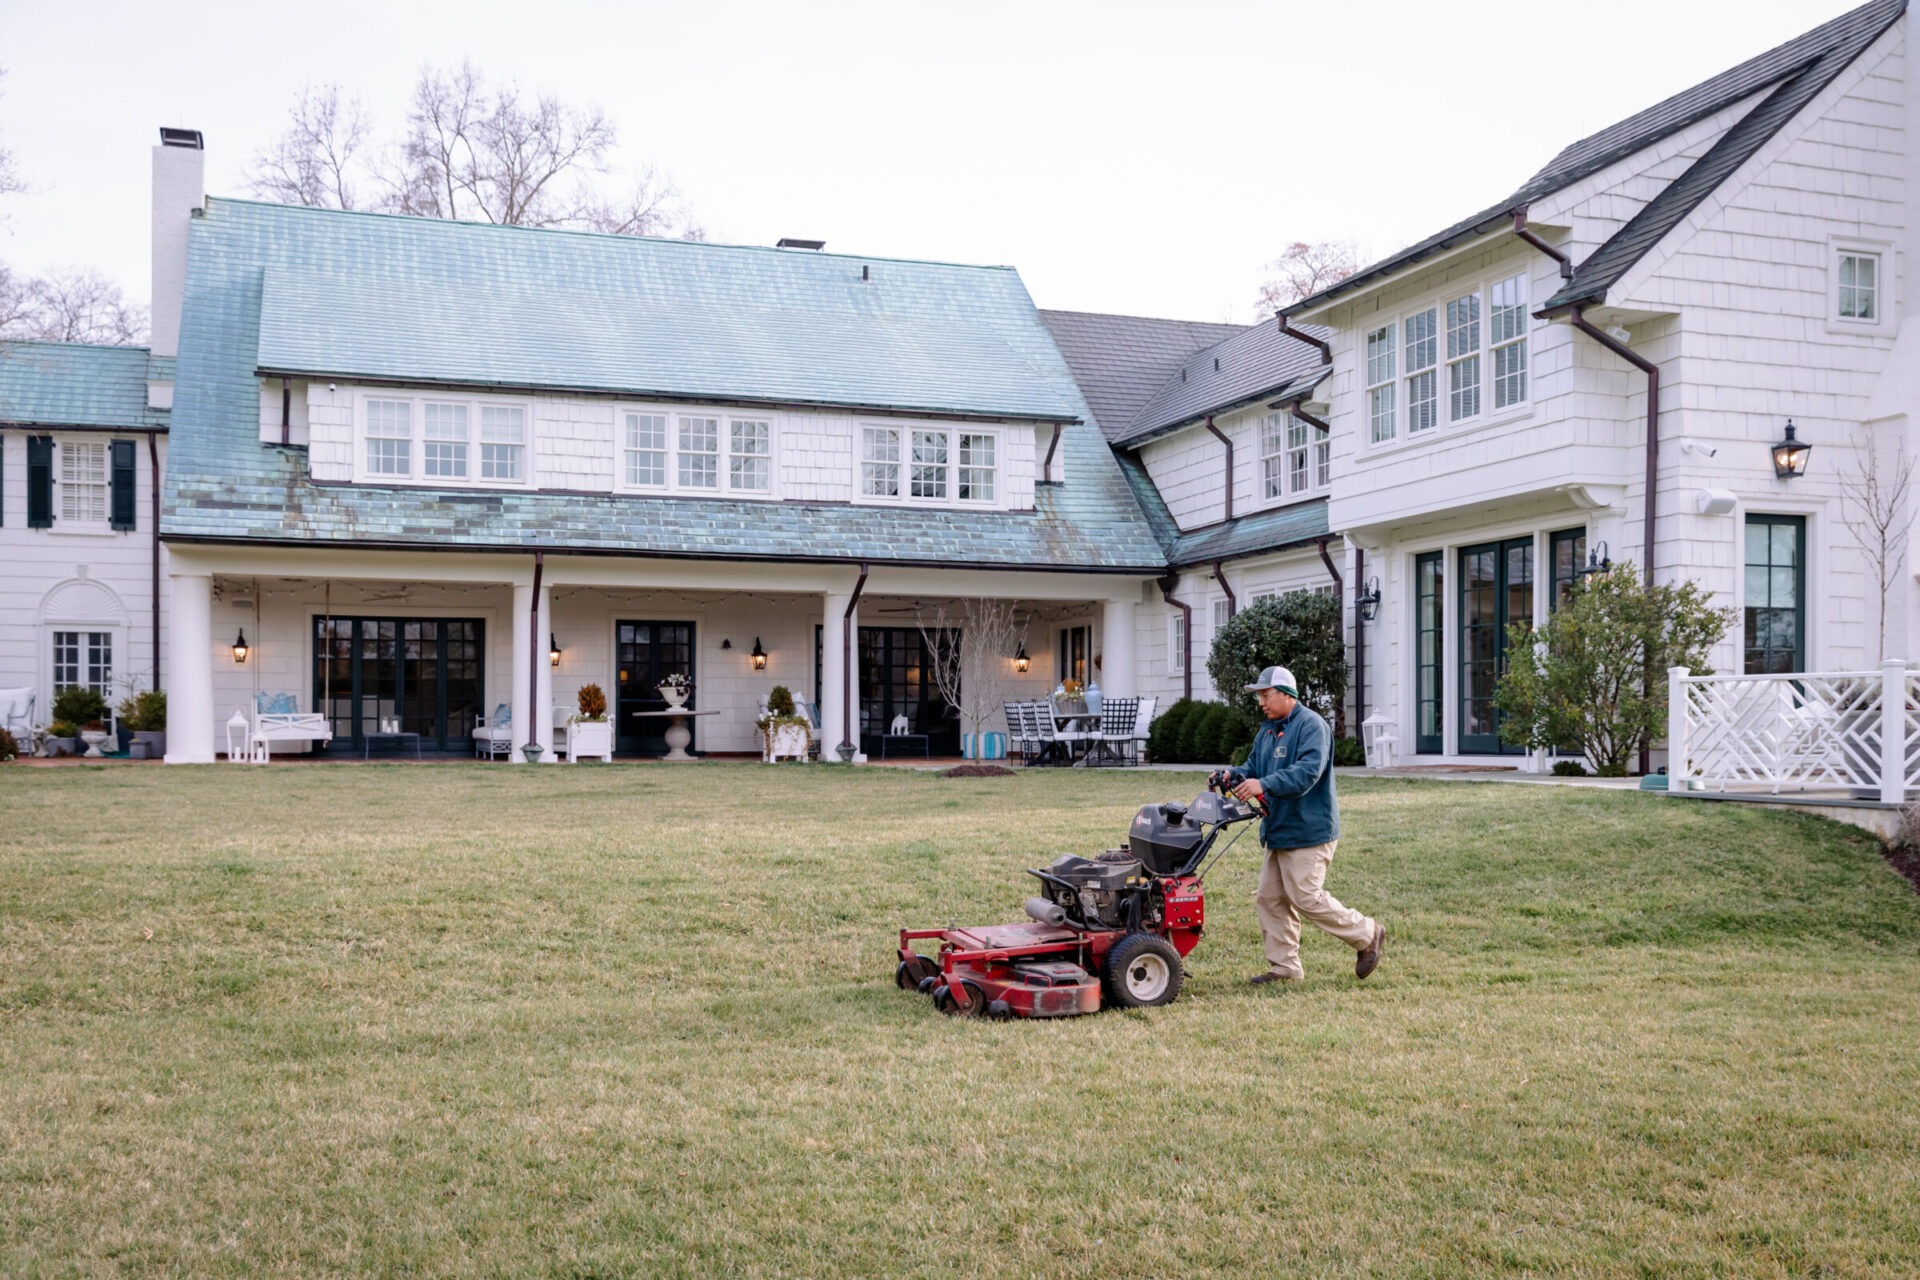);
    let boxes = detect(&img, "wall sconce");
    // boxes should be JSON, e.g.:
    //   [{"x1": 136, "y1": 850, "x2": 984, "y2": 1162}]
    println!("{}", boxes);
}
[
  {"x1": 1771, "y1": 420, "x2": 1811, "y2": 478},
  {"x1": 549, "y1": 633, "x2": 562, "y2": 668},
  {"x1": 750, "y1": 638, "x2": 767, "y2": 671},
  {"x1": 1357, "y1": 577, "x2": 1382, "y2": 623},
  {"x1": 232, "y1": 629, "x2": 250, "y2": 664},
  {"x1": 721, "y1": 638, "x2": 732, "y2": 650},
  {"x1": 1578, "y1": 540, "x2": 1613, "y2": 579},
  {"x1": 1014, "y1": 644, "x2": 1030, "y2": 674}
]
